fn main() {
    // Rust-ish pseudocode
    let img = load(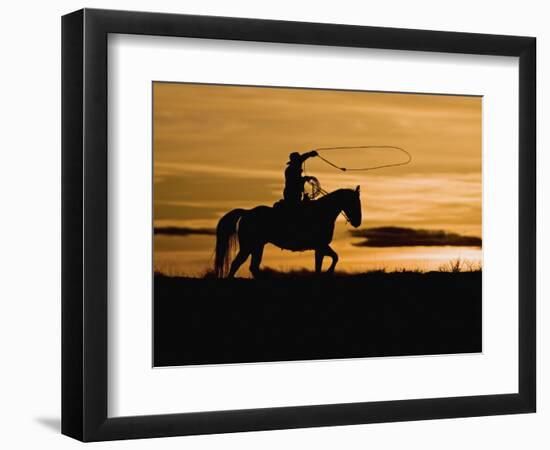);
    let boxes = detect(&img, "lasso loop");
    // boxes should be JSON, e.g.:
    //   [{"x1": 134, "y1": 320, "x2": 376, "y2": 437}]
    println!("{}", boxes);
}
[{"x1": 311, "y1": 145, "x2": 412, "y2": 172}]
